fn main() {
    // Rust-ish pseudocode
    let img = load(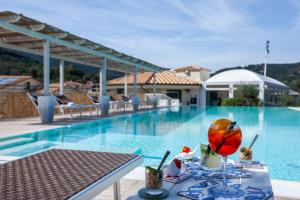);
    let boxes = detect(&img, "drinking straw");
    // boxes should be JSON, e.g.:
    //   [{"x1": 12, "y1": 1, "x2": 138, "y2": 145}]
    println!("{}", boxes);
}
[
  {"x1": 249, "y1": 134, "x2": 259, "y2": 149},
  {"x1": 157, "y1": 151, "x2": 171, "y2": 171},
  {"x1": 215, "y1": 121, "x2": 237, "y2": 153}
]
